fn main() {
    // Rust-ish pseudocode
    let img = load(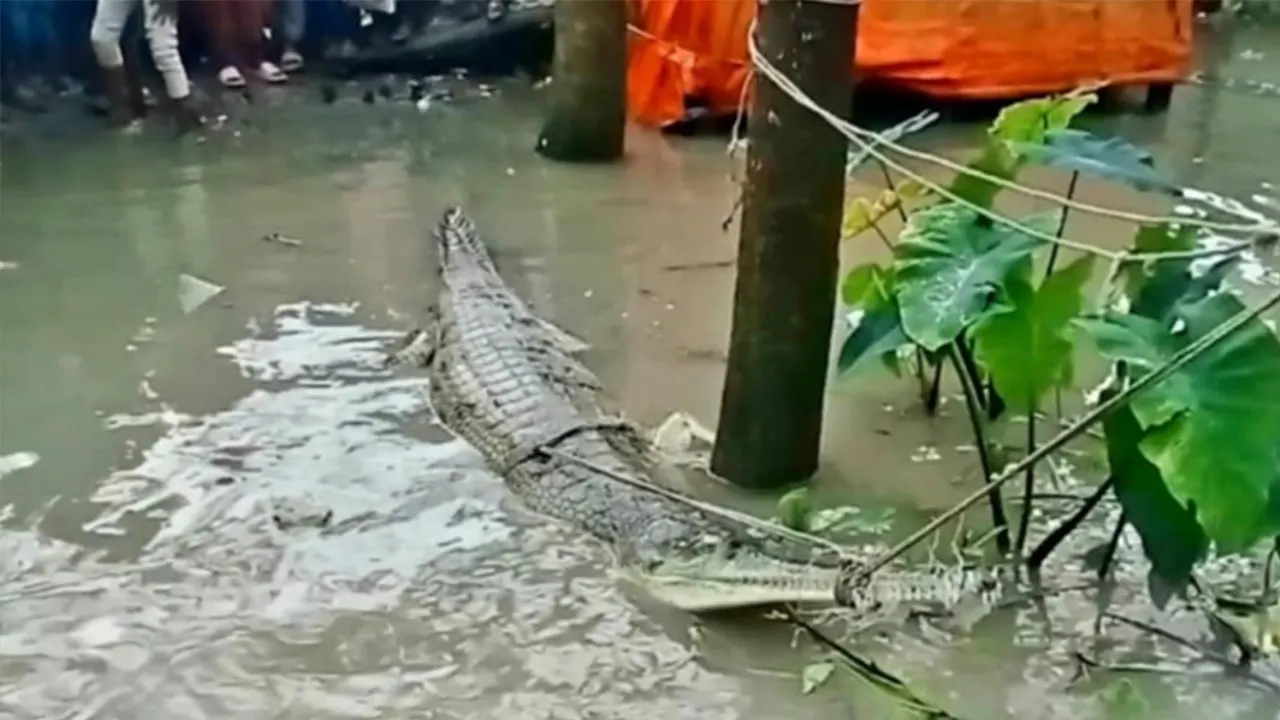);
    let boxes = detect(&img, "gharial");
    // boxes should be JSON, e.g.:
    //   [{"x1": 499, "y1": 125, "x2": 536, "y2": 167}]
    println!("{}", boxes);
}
[{"x1": 386, "y1": 206, "x2": 1001, "y2": 615}]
